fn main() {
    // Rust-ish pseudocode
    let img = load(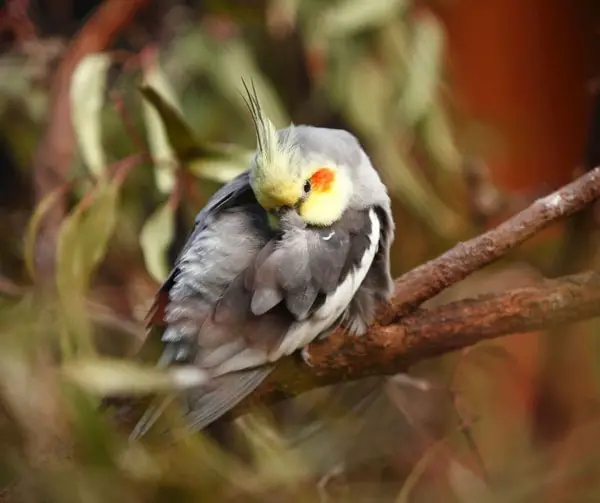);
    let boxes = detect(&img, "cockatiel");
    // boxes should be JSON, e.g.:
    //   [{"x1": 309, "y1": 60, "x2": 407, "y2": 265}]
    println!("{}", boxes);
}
[{"x1": 131, "y1": 83, "x2": 395, "y2": 440}]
